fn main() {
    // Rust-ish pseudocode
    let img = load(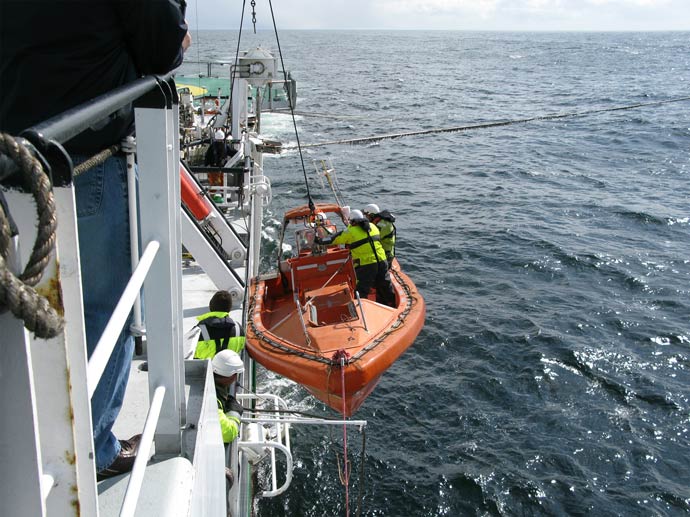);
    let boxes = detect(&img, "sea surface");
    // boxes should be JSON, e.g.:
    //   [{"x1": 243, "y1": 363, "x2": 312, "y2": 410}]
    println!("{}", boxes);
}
[{"x1": 182, "y1": 30, "x2": 689, "y2": 516}]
